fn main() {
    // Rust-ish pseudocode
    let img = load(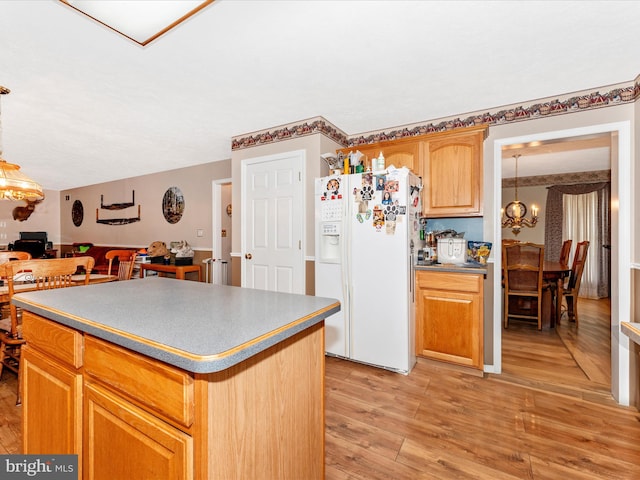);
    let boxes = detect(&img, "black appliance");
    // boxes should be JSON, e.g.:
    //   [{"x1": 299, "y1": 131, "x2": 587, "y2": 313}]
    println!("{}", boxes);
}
[{"x1": 10, "y1": 231, "x2": 48, "y2": 259}]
